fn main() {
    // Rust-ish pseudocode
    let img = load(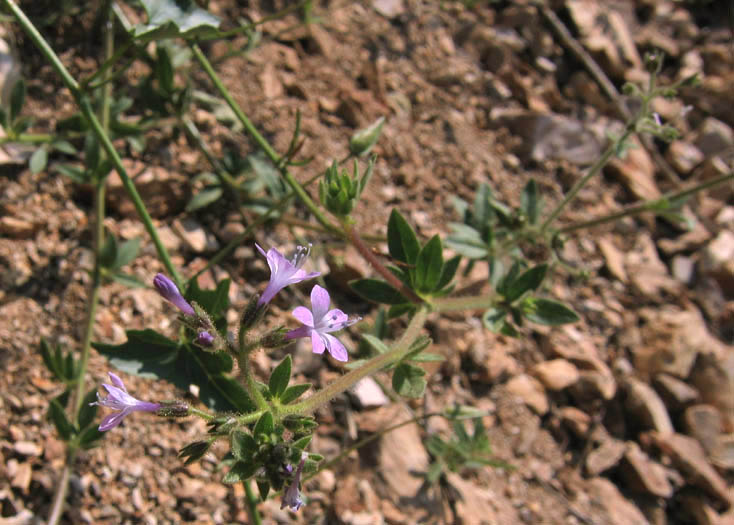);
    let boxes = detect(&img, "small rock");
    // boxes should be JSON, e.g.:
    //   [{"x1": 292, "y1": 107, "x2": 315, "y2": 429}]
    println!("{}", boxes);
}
[
  {"x1": 666, "y1": 140, "x2": 703, "y2": 174},
  {"x1": 558, "y1": 406, "x2": 591, "y2": 437},
  {"x1": 651, "y1": 432, "x2": 732, "y2": 507},
  {"x1": 378, "y1": 405, "x2": 430, "y2": 499},
  {"x1": 710, "y1": 434, "x2": 734, "y2": 470},
  {"x1": 14, "y1": 441, "x2": 42, "y2": 457},
  {"x1": 506, "y1": 374, "x2": 549, "y2": 415},
  {"x1": 606, "y1": 137, "x2": 660, "y2": 201},
  {"x1": 715, "y1": 206, "x2": 734, "y2": 228},
  {"x1": 683, "y1": 404, "x2": 722, "y2": 455},
  {"x1": 690, "y1": 352, "x2": 734, "y2": 431},
  {"x1": 701, "y1": 230, "x2": 734, "y2": 295},
  {"x1": 623, "y1": 377, "x2": 674, "y2": 434},
  {"x1": 598, "y1": 237, "x2": 627, "y2": 283},
  {"x1": 671, "y1": 255, "x2": 695, "y2": 284},
  {"x1": 532, "y1": 359, "x2": 580, "y2": 391},
  {"x1": 350, "y1": 377, "x2": 389, "y2": 409},
  {"x1": 172, "y1": 218, "x2": 218, "y2": 253},
  {"x1": 693, "y1": 117, "x2": 734, "y2": 157},
  {"x1": 259, "y1": 62, "x2": 283, "y2": 99},
  {"x1": 620, "y1": 442, "x2": 673, "y2": 498},
  {"x1": 9, "y1": 461, "x2": 32, "y2": 492},
  {"x1": 0, "y1": 216, "x2": 36, "y2": 238},
  {"x1": 586, "y1": 434, "x2": 626, "y2": 476},
  {"x1": 445, "y1": 472, "x2": 503, "y2": 525},
  {"x1": 653, "y1": 373, "x2": 700, "y2": 410},
  {"x1": 373, "y1": 0, "x2": 404, "y2": 18},
  {"x1": 572, "y1": 369, "x2": 617, "y2": 402},
  {"x1": 489, "y1": 109, "x2": 601, "y2": 165},
  {"x1": 587, "y1": 477, "x2": 650, "y2": 525}
]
